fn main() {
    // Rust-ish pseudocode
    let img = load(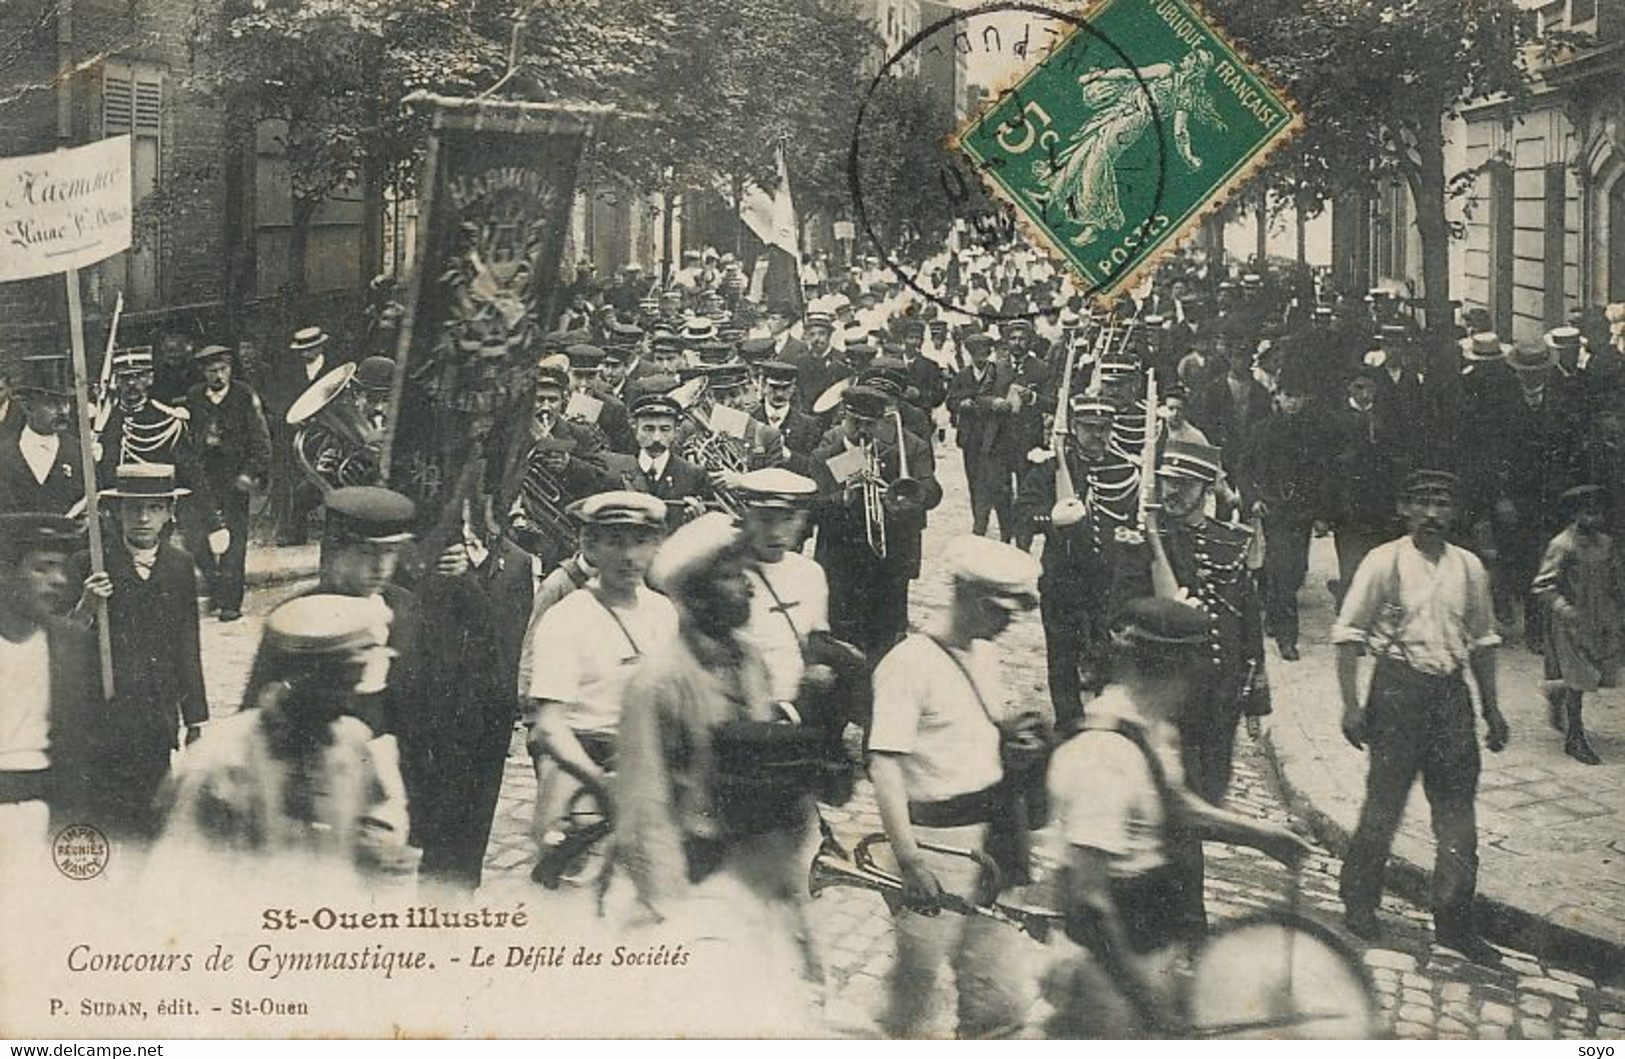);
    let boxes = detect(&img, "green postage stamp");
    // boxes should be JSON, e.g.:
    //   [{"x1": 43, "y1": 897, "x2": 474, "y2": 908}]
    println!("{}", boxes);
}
[{"x1": 955, "y1": 0, "x2": 1299, "y2": 300}]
